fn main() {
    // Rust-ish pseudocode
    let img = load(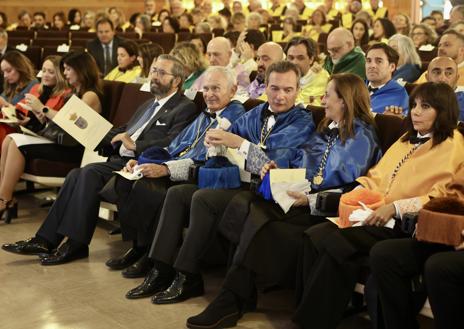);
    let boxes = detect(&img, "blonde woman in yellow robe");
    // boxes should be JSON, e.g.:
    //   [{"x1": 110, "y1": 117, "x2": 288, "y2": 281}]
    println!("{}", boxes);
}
[{"x1": 104, "y1": 39, "x2": 142, "y2": 83}]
